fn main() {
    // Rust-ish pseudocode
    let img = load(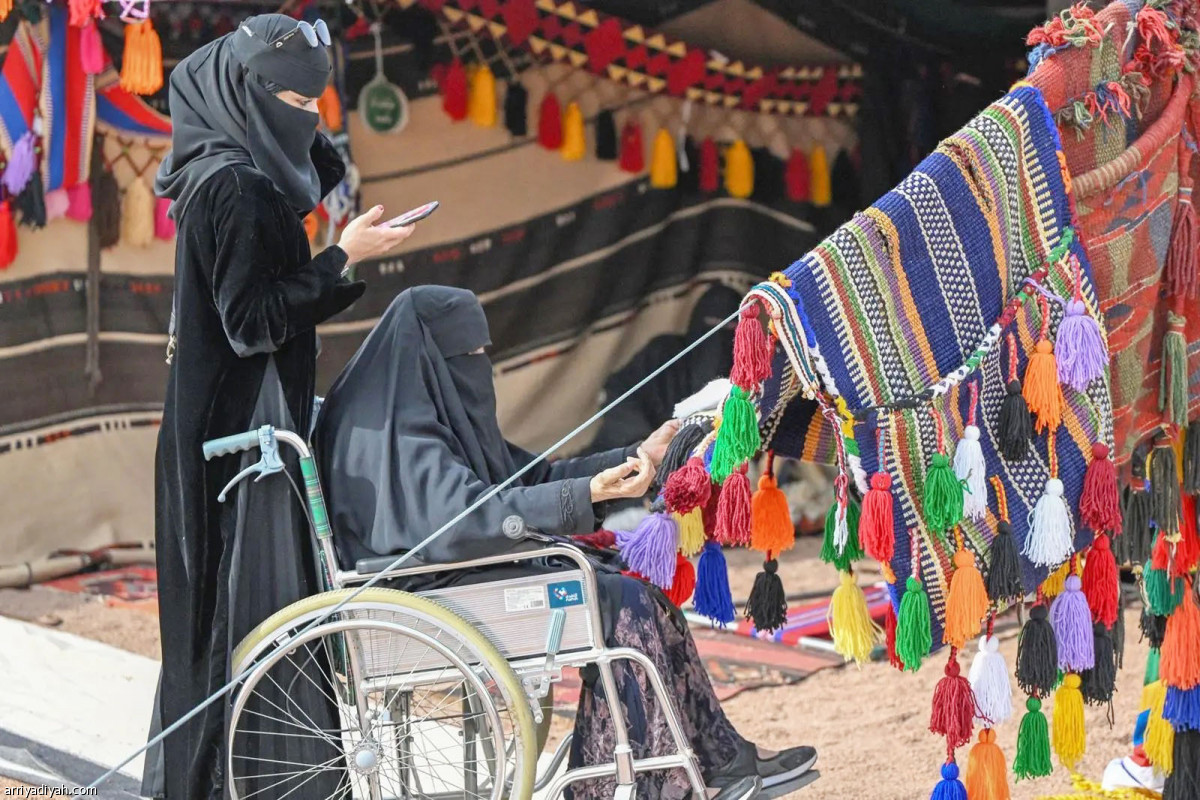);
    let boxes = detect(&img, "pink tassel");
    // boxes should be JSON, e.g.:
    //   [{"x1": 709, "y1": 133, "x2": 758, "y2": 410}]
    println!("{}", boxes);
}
[
  {"x1": 3, "y1": 132, "x2": 36, "y2": 196},
  {"x1": 154, "y1": 197, "x2": 175, "y2": 239},
  {"x1": 80, "y1": 21, "x2": 104, "y2": 76},
  {"x1": 714, "y1": 469, "x2": 753, "y2": 546},
  {"x1": 66, "y1": 183, "x2": 93, "y2": 222},
  {"x1": 730, "y1": 301, "x2": 772, "y2": 389},
  {"x1": 44, "y1": 188, "x2": 69, "y2": 222}
]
